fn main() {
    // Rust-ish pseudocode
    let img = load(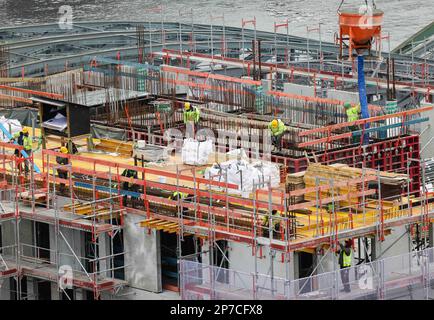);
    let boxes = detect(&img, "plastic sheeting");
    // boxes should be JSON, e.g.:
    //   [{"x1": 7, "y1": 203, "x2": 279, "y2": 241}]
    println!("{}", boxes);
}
[
  {"x1": 41, "y1": 113, "x2": 67, "y2": 131},
  {"x1": 182, "y1": 138, "x2": 213, "y2": 165},
  {"x1": 90, "y1": 124, "x2": 127, "y2": 141},
  {"x1": 204, "y1": 159, "x2": 280, "y2": 196},
  {"x1": 0, "y1": 116, "x2": 22, "y2": 142},
  {"x1": 0, "y1": 108, "x2": 39, "y2": 127},
  {"x1": 133, "y1": 144, "x2": 169, "y2": 162}
]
